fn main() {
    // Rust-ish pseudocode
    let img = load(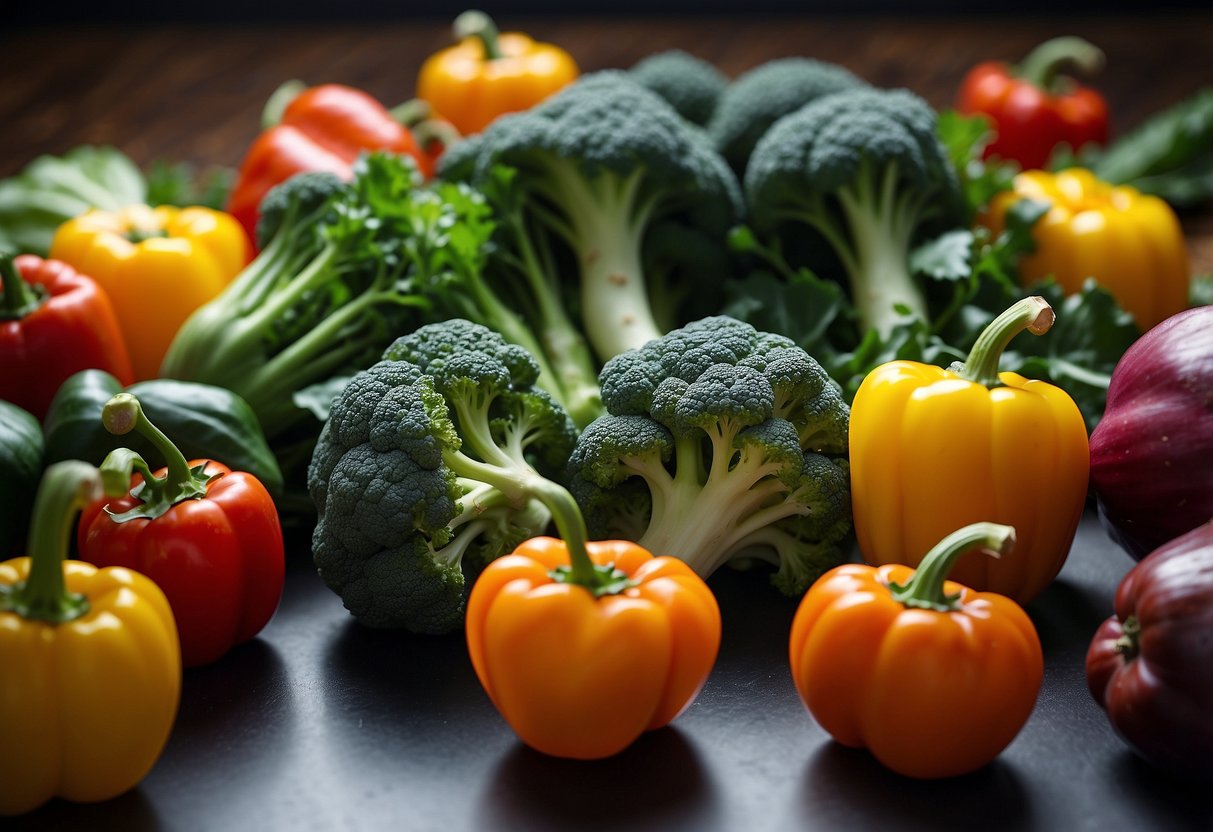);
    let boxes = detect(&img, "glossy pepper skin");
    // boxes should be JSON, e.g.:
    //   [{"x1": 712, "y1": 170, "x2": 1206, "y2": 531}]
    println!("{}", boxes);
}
[
  {"x1": 467, "y1": 536, "x2": 721, "y2": 760},
  {"x1": 1087, "y1": 522, "x2": 1213, "y2": 781},
  {"x1": 0, "y1": 254, "x2": 133, "y2": 419},
  {"x1": 417, "y1": 10, "x2": 579, "y2": 136},
  {"x1": 850, "y1": 298, "x2": 1089, "y2": 604},
  {"x1": 957, "y1": 36, "x2": 1109, "y2": 170},
  {"x1": 0, "y1": 401, "x2": 43, "y2": 558},
  {"x1": 790, "y1": 522, "x2": 1043, "y2": 779},
  {"x1": 0, "y1": 461, "x2": 180, "y2": 816},
  {"x1": 77, "y1": 394, "x2": 284, "y2": 667},
  {"x1": 49, "y1": 205, "x2": 249, "y2": 381},
  {"x1": 226, "y1": 83, "x2": 432, "y2": 240},
  {"x1": 982, "y1": 168, "x2": 1189, "y2": 332}
]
